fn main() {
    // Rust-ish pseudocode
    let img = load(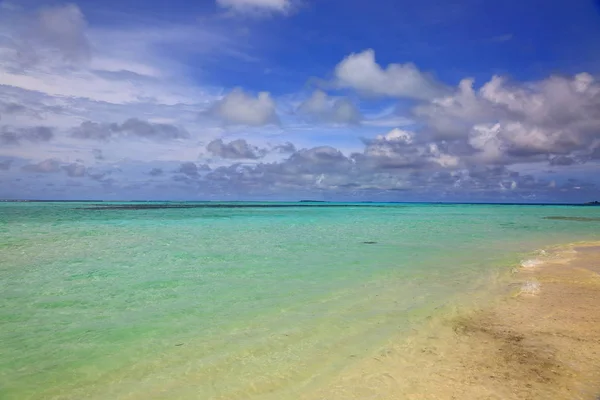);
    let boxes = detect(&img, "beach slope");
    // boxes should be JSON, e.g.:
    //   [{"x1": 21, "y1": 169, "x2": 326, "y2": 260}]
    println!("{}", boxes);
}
[{"x1": 307, "y1": 242, "x2": 600, "y2": 400}]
